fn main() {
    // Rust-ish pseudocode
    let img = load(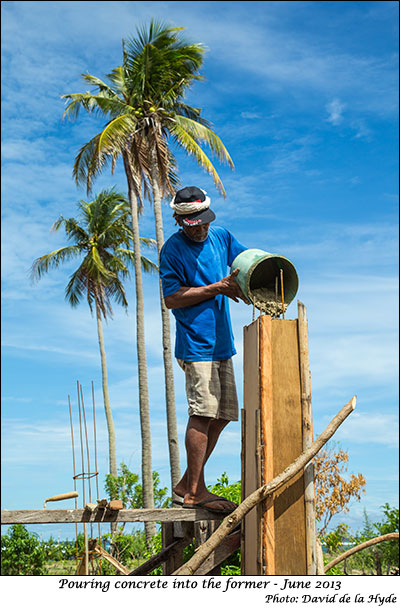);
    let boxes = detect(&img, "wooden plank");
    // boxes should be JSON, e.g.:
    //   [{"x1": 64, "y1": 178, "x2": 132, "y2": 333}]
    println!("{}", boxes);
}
[
  {"x1": 131, "y1": 536, "x2": 190, "y2": 576},
  {"x1": 0, "y1": 508, "x2": 222, "y2": 524},
  {"x1": 240, "y1": 407, "x2": 246, "y2": 575},
  {"x1": 193, "y1": 530, "x2": 241, "y2": 575},
  {"x1": 256, "y1": 407, "x2": 262, "y2": 574},
  {"x1": 271, "y1": 319, "x2": 307, "y2": 575},
  {"x1": 242, "y1": 319, "x2": 261, "y2": 575},
  {"x1": 297, "y1": 301, "x2": 317, "y2": 575},
  {"x1": 259, "y1": 315, "x2": 275, "y2": 575}
]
